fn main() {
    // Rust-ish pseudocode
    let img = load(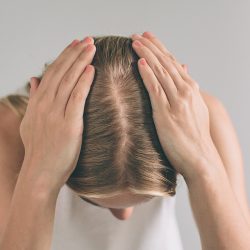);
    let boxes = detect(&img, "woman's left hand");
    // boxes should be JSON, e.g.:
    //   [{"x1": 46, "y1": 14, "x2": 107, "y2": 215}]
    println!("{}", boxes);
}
[{"x1": 131, "y1": 32, "x2": 222, "y2": 181}]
